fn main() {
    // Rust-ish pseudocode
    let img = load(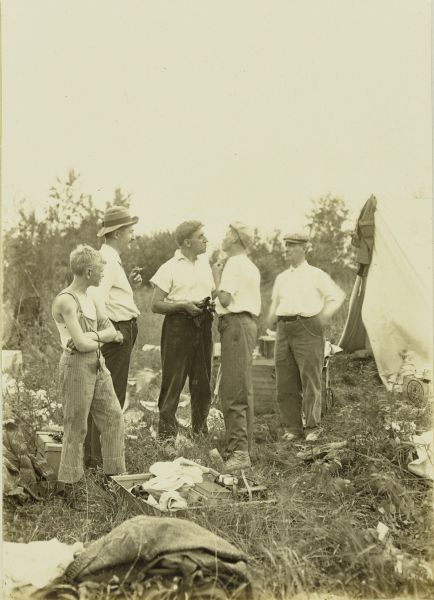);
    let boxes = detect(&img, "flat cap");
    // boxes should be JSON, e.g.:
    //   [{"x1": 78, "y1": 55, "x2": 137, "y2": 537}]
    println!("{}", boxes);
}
[
  {"x1": 283, "y1": 231, "x2": 309, "y2": 244},
  {"x1": 230, "y1": 221, "x2": 254, "y2": 249}
]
